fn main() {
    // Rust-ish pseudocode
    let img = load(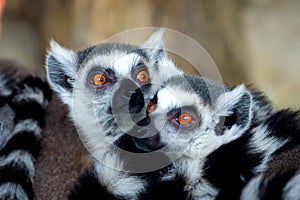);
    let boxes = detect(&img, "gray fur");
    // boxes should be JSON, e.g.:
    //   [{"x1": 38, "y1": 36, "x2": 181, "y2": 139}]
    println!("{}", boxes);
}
[
  {"x1": 0, "y1": 103, "x2": 15, "y2": 150},
  {"x1": 0, "y1": 183, "x2": 29, "y2": 200},
  {"x1": 0, "y1": 60, "x2": 52, "y2": 200},
  {"x1": 283, "y1": 172, "x2": 300, "y2": 200}
]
